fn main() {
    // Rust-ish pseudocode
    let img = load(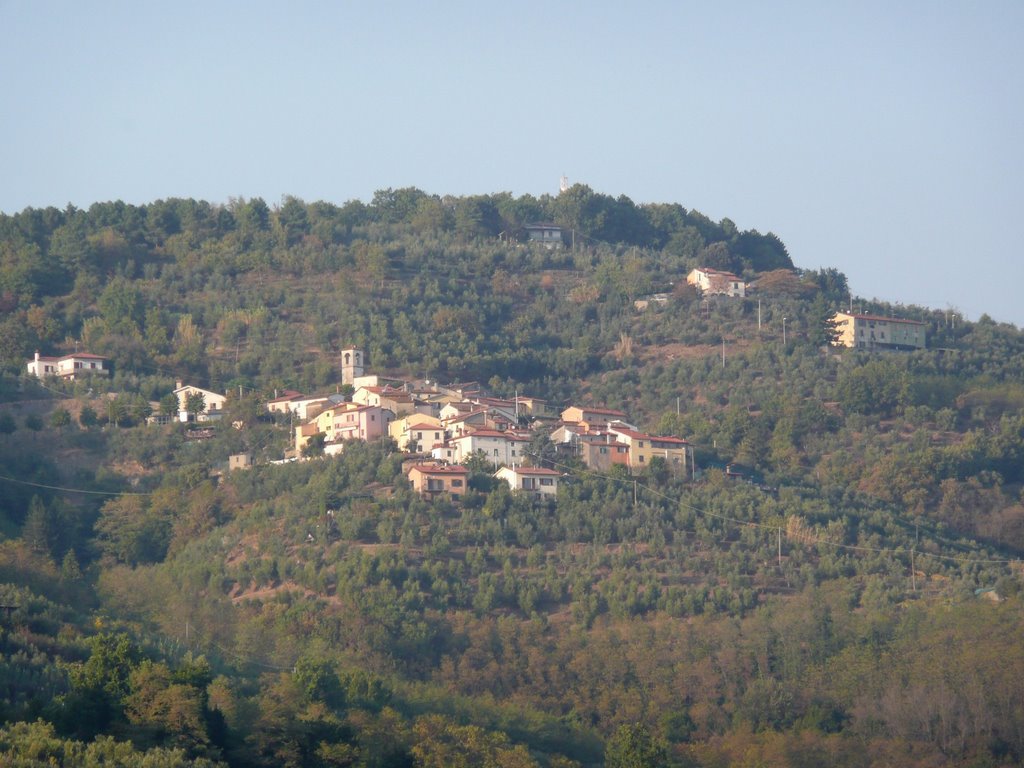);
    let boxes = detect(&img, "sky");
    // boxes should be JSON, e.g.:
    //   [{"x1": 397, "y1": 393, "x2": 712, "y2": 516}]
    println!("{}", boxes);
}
[{"x1": 2, "y1": 1, "x2": 1022, "y2": 326}]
